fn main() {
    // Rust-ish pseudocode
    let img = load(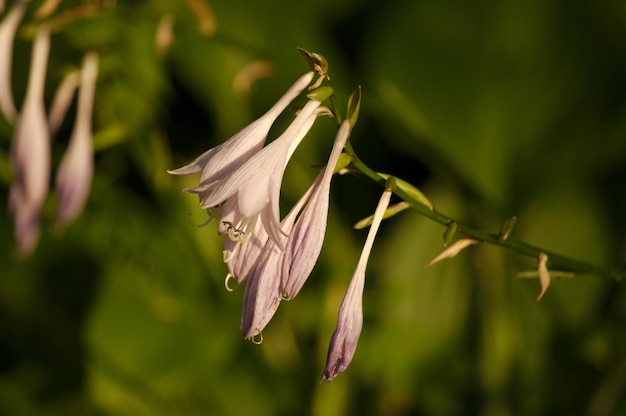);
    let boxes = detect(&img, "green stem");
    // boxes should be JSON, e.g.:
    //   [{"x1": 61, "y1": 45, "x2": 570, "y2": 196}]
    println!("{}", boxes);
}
[{"x1": 344, "y1": 139, "x2": 625, "y2": 281}]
